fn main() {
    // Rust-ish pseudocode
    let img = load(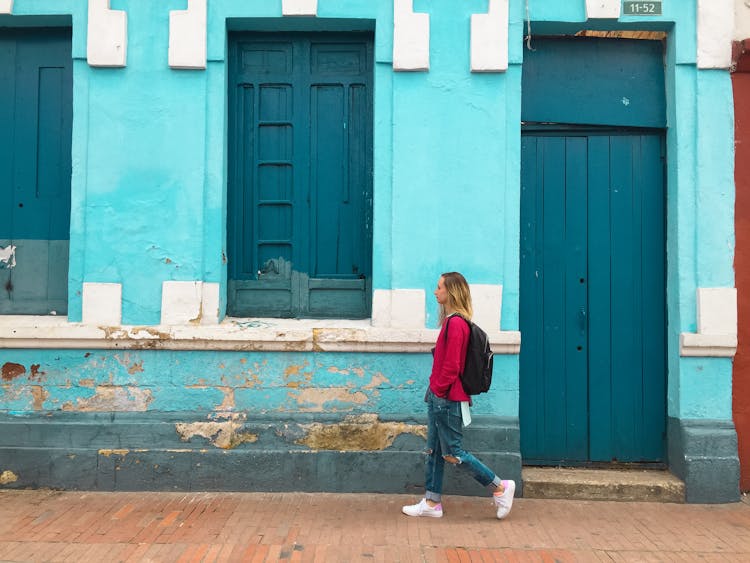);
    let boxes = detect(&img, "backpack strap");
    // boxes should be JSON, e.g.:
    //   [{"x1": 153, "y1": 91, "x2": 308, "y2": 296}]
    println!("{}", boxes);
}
[
  {"x1": 441, "y1": 314, "x2": 469, "y2": 388},
  {"x1": 442, "y1": 314, "x2": 455, "y2": 344},
  {"x1": 442, "y1": 313, "x2": 468, "y2": 344}
]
